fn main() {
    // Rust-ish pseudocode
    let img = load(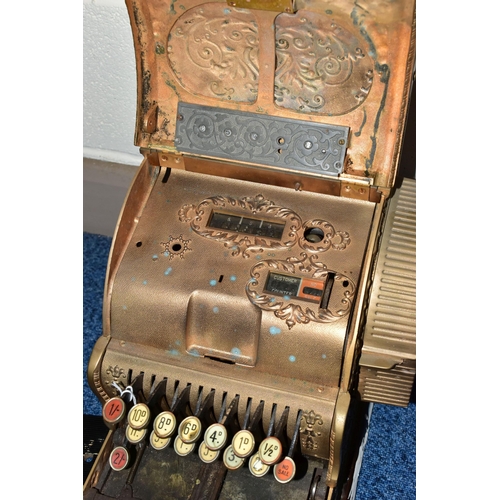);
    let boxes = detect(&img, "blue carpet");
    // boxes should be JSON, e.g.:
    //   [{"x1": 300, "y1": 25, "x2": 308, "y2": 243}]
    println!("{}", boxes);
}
[{"x1": 83, "y1": 231, "x2": 415, "y2": 499}]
